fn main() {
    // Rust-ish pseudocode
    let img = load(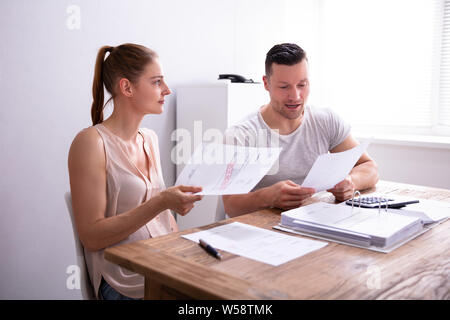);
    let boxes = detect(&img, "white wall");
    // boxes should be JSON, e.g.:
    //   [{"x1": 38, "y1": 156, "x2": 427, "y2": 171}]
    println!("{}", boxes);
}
[
  {"x1": 0, "y1": 0, "x2": 319, "y2": 299},
  {"x1": 367, "y1": 143, "x2": 450, "y2": 190}
]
